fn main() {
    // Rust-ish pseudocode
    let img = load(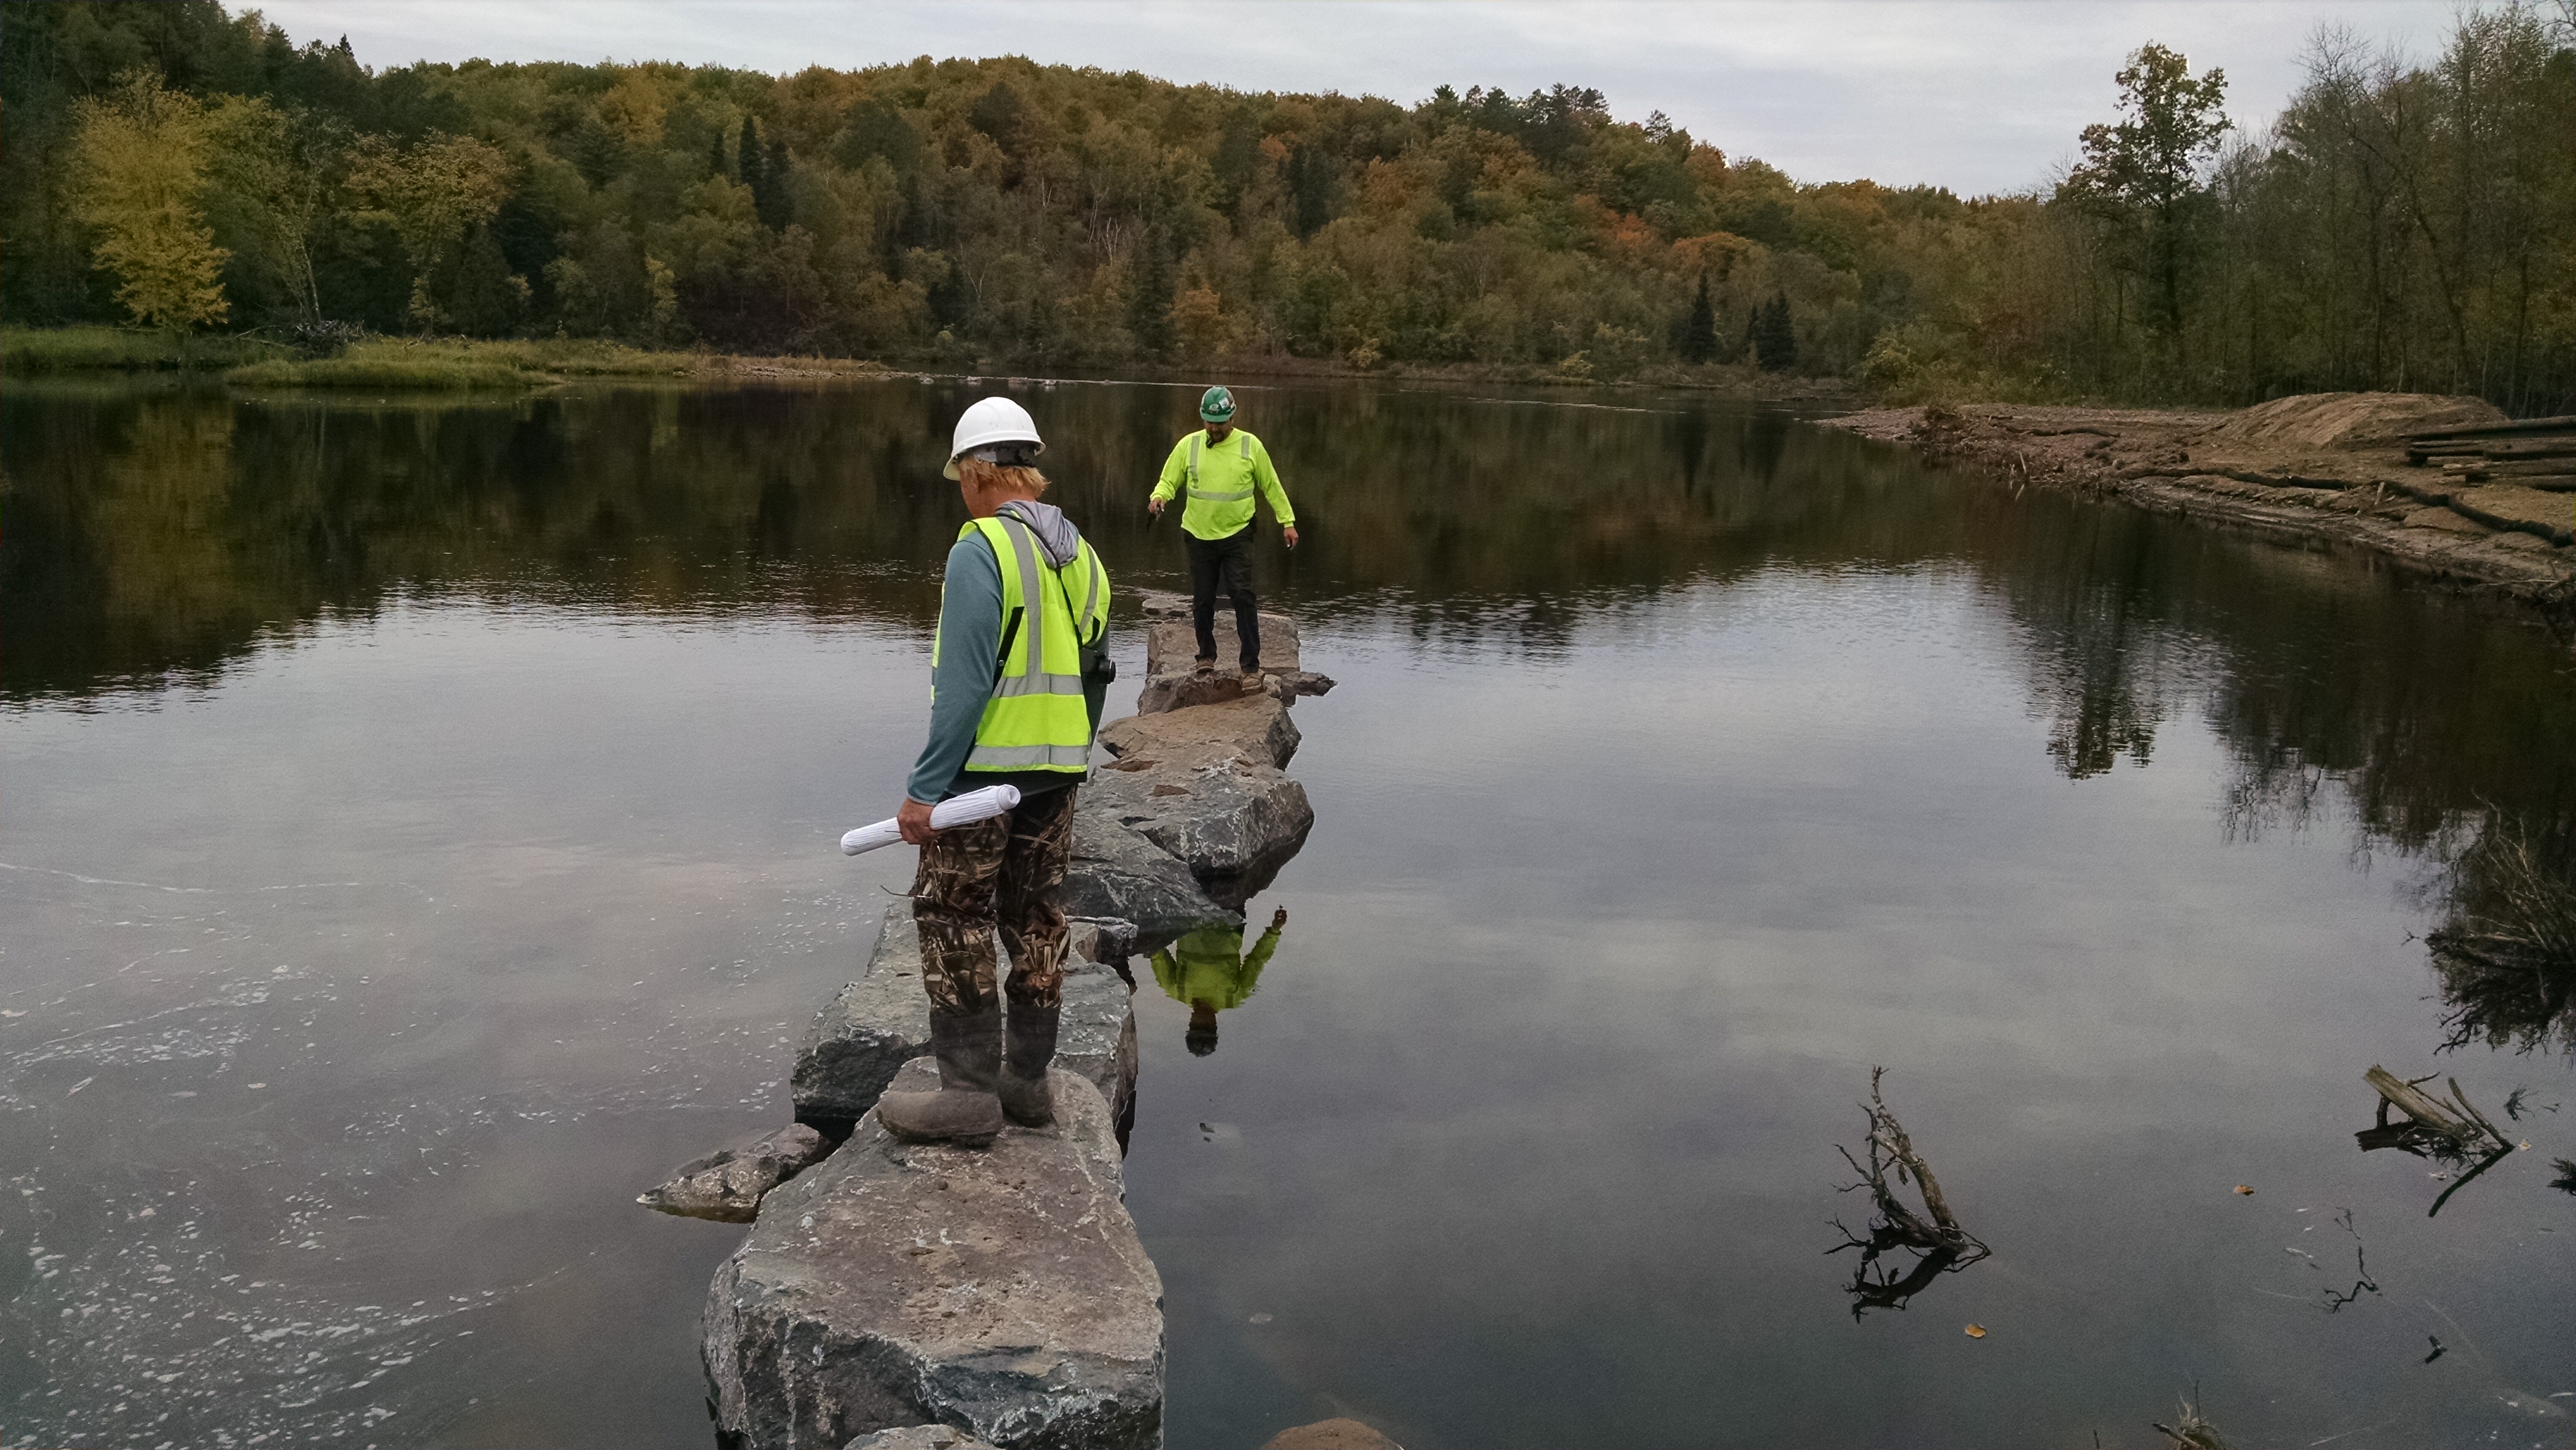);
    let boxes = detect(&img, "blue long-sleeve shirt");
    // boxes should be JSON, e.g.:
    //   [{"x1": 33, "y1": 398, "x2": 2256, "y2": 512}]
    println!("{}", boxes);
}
[{"x1": 905, "y1": 533, "x2": 1107, "y2": 805}]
